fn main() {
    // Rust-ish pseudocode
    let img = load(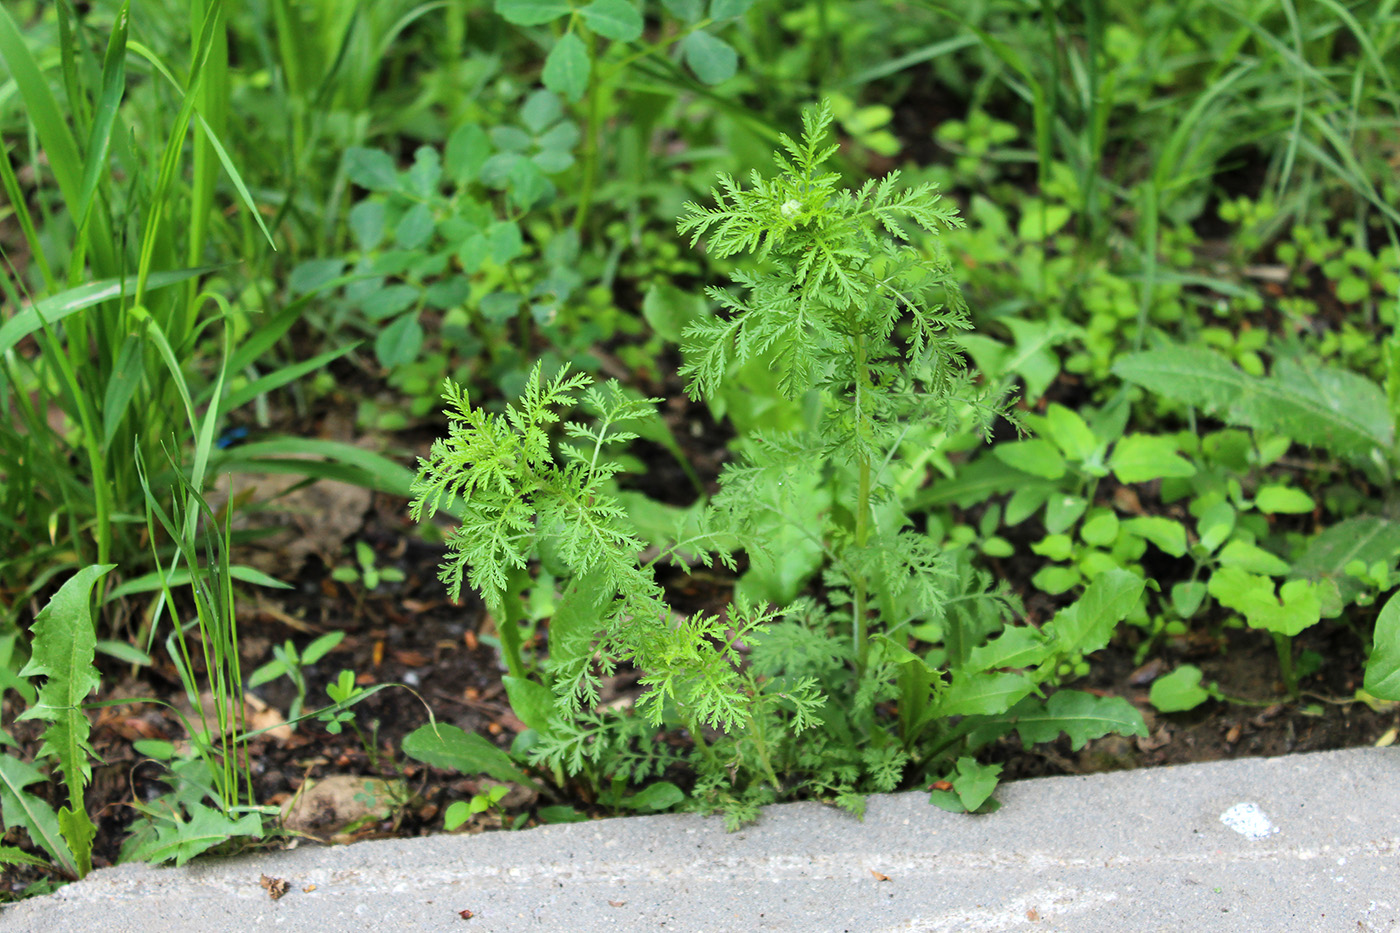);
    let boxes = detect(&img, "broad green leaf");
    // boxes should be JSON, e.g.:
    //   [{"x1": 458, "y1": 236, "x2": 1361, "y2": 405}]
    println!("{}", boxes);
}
[
  {"x1": 1114, "y1": 348, "x2": 1392, "y2": 464},
  {"x1": 936, "y1": 670, "x2": 1033, "y2": 717},
  {"x1": 343, "y1": 147, "x2": 399, "y2": 192},
  {"x1": 1150, "y1": 665, "x2": 1211, "y2": 712},
  {"x1": 445, "y1": 124, "x2": 491, "y2": 183},
  {"x1": 1079, "y1": 510, "x2": 1119, "y2": 547},
  {"x1": 488, "y1": 221, "x2": 525, "y2": 264},
  {"x1": 1254, "y1": 484, "x2": 1314, "y2": 514},
  {"x1": 520, "y1": 91, "x2": 564, "y2": 132},
  {"x1": 402, "y1": 723, "x2": 533, "y2": 785},
  {"x1": 349, "y1": 201, "x2": 387, "y2": 252},
  {"x1": 1043, "y1": 494, "x2": 1087, "y2": 534},
  {"x1": 965, "y1": 627, "x2": 1050, "y2": 673},
  {"x1": 1217, "y1": 540, "x2": 1291, "y2": 576},
  {"x1": 914, "y1": 457, "x2": 1027, "y2": 509},
  {"x1": 1196, "y1": 500, "x2": 1236, "y2": 553},
  {"x1": 663, "y1": 0, "x2": 704, "y2": 19},
  {"x1": 495, "y1": 0, "x2": 572, "y2": 25},
  {"x1": 0, "y1": 845, "x2": 52, "y2": 868},
  {"x1": 18, "y1": 565, "x2": 114, "y2": 805},
  {"x1": 710, "y1": 0, "x2": 754, "y2": 17},
  {"x1": 543, "y1": 33, "x2": 590, "y2": 102},
  {"x1": 57, "y1": 805, "x2": 96, "y2": 877},
  {"x1": 1011, "y1": 690, "x2": 1147, "y2": 749},
  {"x1": 503, "y1": 675, "x2": 556, "y2": 734},
  {"x1": 1113, "y1": 346, "x2": 1253, "y2": 410},
  {"x1": 1209, "y1": 568, "x2": 1324, "y2": 637},
  {"x1": 950, "y1": 757, "x2": 1000, "y2": 812},
  {"x1": 1108, "y1": 434, "x2": 1195, "y2": 483},
  {"x1": 1004, "y1": 482, "x2": 1055, "y2": 524},
  {"x1": 1016, "y1": 202, "x2": 1072, "y2": 240},
  {"x1": 1292, "y1": 516, "x2": 1400, "y2": 602},
  {"x1": 579, "y1": 0, "x2": 643, "y2": 41},
  {"x1": 0, "y1": 754, "x2": 72, "y2": 874},
  {"x1": 1121, "y1": 517, "x2": 1187, "y2": 557},
  {"x1": 394, "y1": 202, "x2": 436, "y2": 250},
  {"x1": 1032, "y1": 565, "x2": 1081, "y2": 595},
  {"x1": 642, "y1": 283, "x2": 707, "y2": 343},
  {"x1": 1363, "y1": 591, "x2": 1400, "y2": 700},
  {"x1": 1243, "y1": 357, "x2": 1391, "y2": 462},
  {"x1": 681, "y1": 30, "x2": 738, "y2": 85},
  {"x1": 289, "y1": 258, "x2": 347, "y2": 295},
  {"x1": 128, "y1": 802, "x2": 262, "y2": 866},
  {"x1": 1043, "y1": 404, "x2": 1098, "y2": 462},
  {"x1": 1047, "y1": 569, "x2": 1144, "y2": 655},
  {"x1": 992, "y1": 438, "x2": 1065, "y2": 480},
  {"x1": 374, "y1": 313, "x2": 424, "y2": 368},
  {"x1": 1171, "y1": 580, "x2": 1207, "y2": 617},
  {"x1": 507, "y1": 158, "x2": 552, "y2": 209},
  {"x1": 620, "y1": 781, "x2": 685, "y2": 811}
]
